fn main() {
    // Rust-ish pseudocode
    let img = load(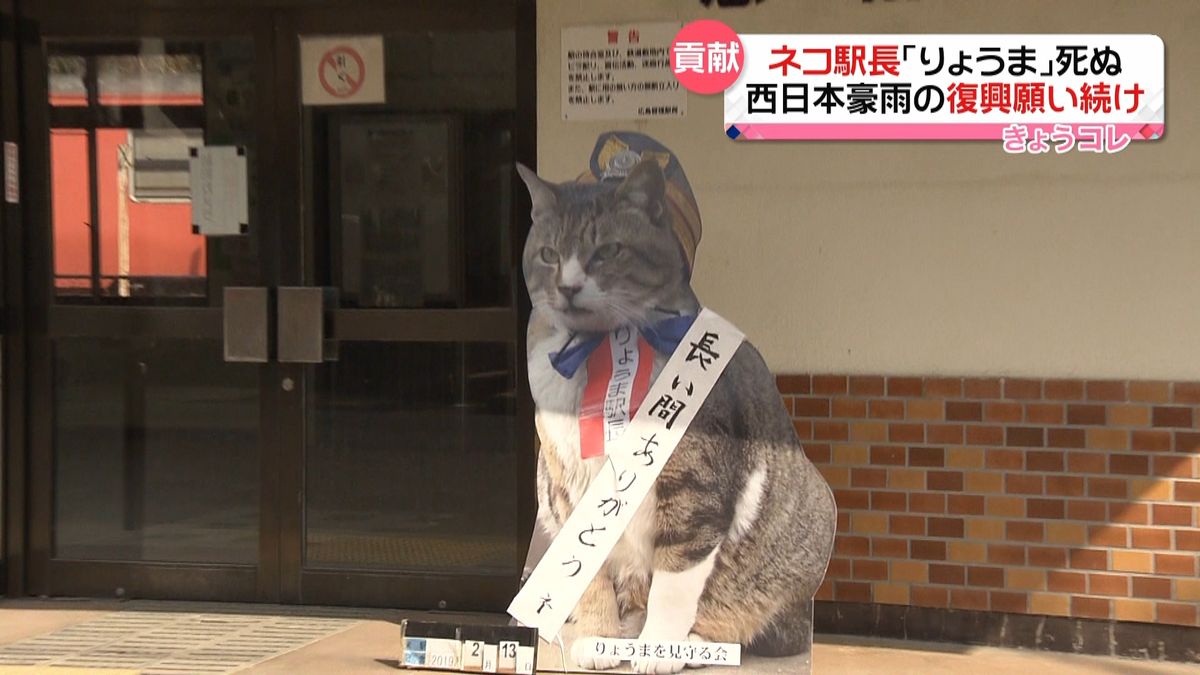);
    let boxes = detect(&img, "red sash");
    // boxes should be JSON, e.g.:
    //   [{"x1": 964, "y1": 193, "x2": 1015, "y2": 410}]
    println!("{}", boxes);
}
[{"x1": 579, "y1": 328, "x2": 655, "y2": 458}]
